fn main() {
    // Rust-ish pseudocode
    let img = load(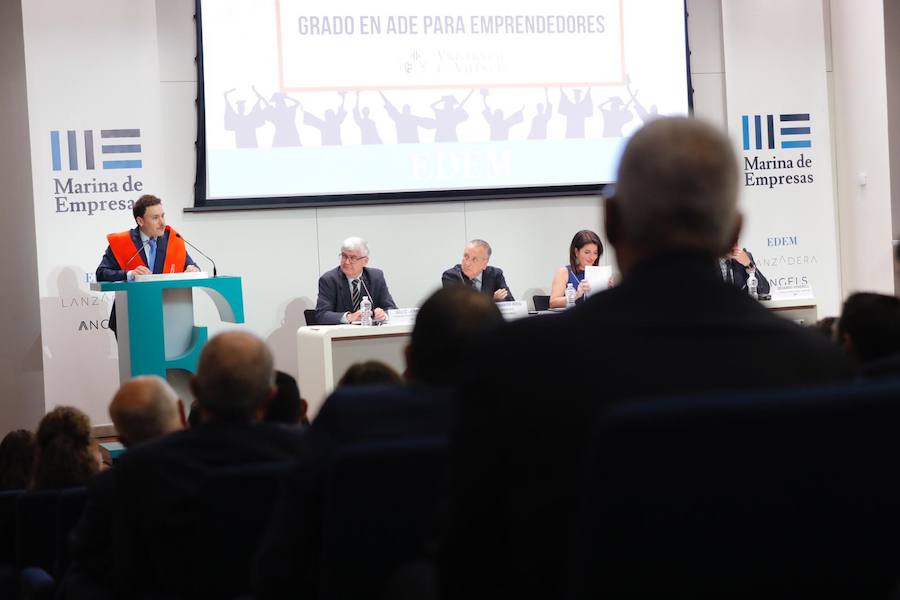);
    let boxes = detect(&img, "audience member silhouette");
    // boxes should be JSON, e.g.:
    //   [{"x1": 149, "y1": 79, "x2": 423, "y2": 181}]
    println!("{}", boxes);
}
[
  {"x1": 337, "y1": 360, "x2": 403, "y2": 387},
  {"x1": 31, "y1": 406, "x2": 99, "y2": 490},
  {"x1": 63, "y1": 376, "x2": 184, "y2": 599},
  {"x1": 254, "y1": 286, "x2": 503, "y2": 600},
  {"x1": 0, "y1": 429, "x2": 35, "y2": 490},
  {"x1": 109, "y1": 331, "x2": 306, "y2": 598},
  {"x1": 836, "y1": 292, "x2": 900, "y2": 377},
  {"x1": 265, "y1": 371, "x2": 309, "y2": 427},
  {"x1": 438, "y1": 117, "x2": 857, "y2": 600}
]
